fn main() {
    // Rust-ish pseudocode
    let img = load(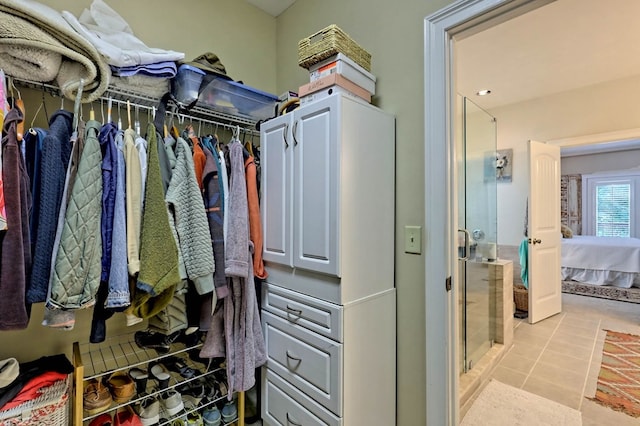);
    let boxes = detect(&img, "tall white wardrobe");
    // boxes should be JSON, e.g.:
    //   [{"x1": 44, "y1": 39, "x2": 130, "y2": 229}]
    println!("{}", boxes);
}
[{"x1": 259, "y1": 93, "x2": 396, "y2": 425}]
